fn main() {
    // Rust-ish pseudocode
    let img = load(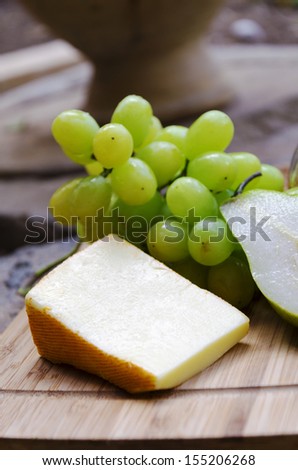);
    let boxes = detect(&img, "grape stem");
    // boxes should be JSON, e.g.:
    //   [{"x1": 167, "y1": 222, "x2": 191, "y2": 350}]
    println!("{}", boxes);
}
[
  {"x1": 233, "y1": 171, "x2": 262, "y2": 197},
  {"x1": 18, "y1": 241, "x2": 82, "y2": 297},
  {"x1": 101, "y1": 168, "x2": 113, "y2": 178}
]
